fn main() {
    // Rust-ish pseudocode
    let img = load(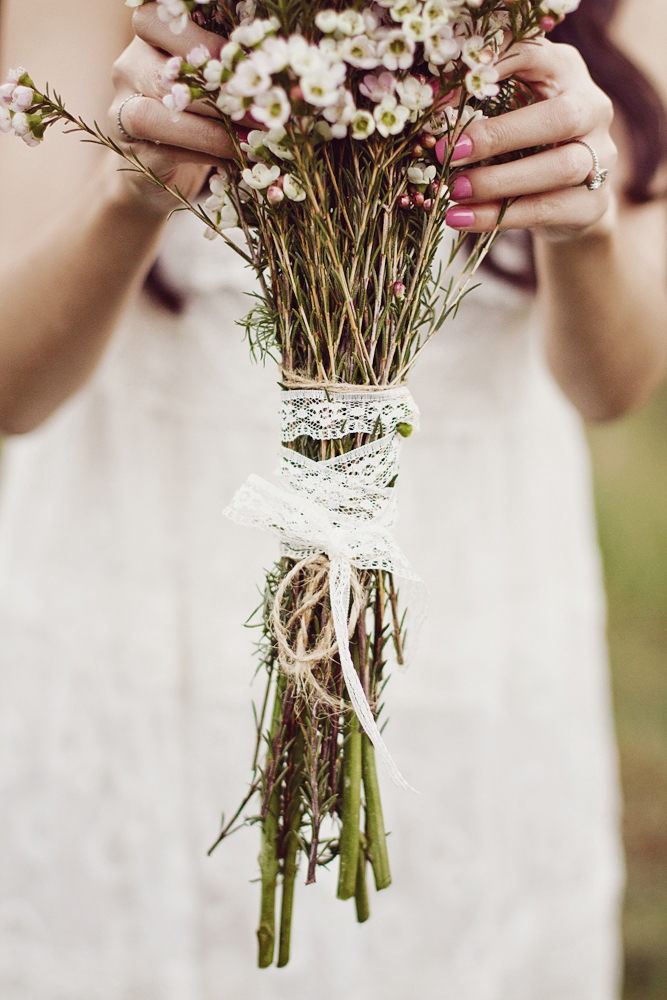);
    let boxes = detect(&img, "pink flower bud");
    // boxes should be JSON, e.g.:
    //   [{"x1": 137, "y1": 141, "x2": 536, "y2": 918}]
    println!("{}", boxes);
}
[
  {"x1": 412, "y1": 192, "x2": 424, "y2": 208},
  {"x1": 10, "y1": 85, "x2": 33, "y2": 112},
  {"x1": 540, "y1": 16, "x2": 556, "y2": 31},
  {"x1": 421, "y1": 133, "x2": 436, "y2": 150},
  {"x1": 267, "y1": 185, "x2": 284, "y2": 205},
  {"x1": 423, "y1": 198, "x2": 433, "y2": 213},
  {"x1": 163, "y1": 56, "x2": 183, "y2": 84},
  {"x1": 393, "y1": 281, "x2": 406, "y2": 299},
  {"x1": 290, "y1": 84, "x2": 304, "y2": 103},
  {"x1": 398, "y1": 194, "x2": 411, "y2": 210}
]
